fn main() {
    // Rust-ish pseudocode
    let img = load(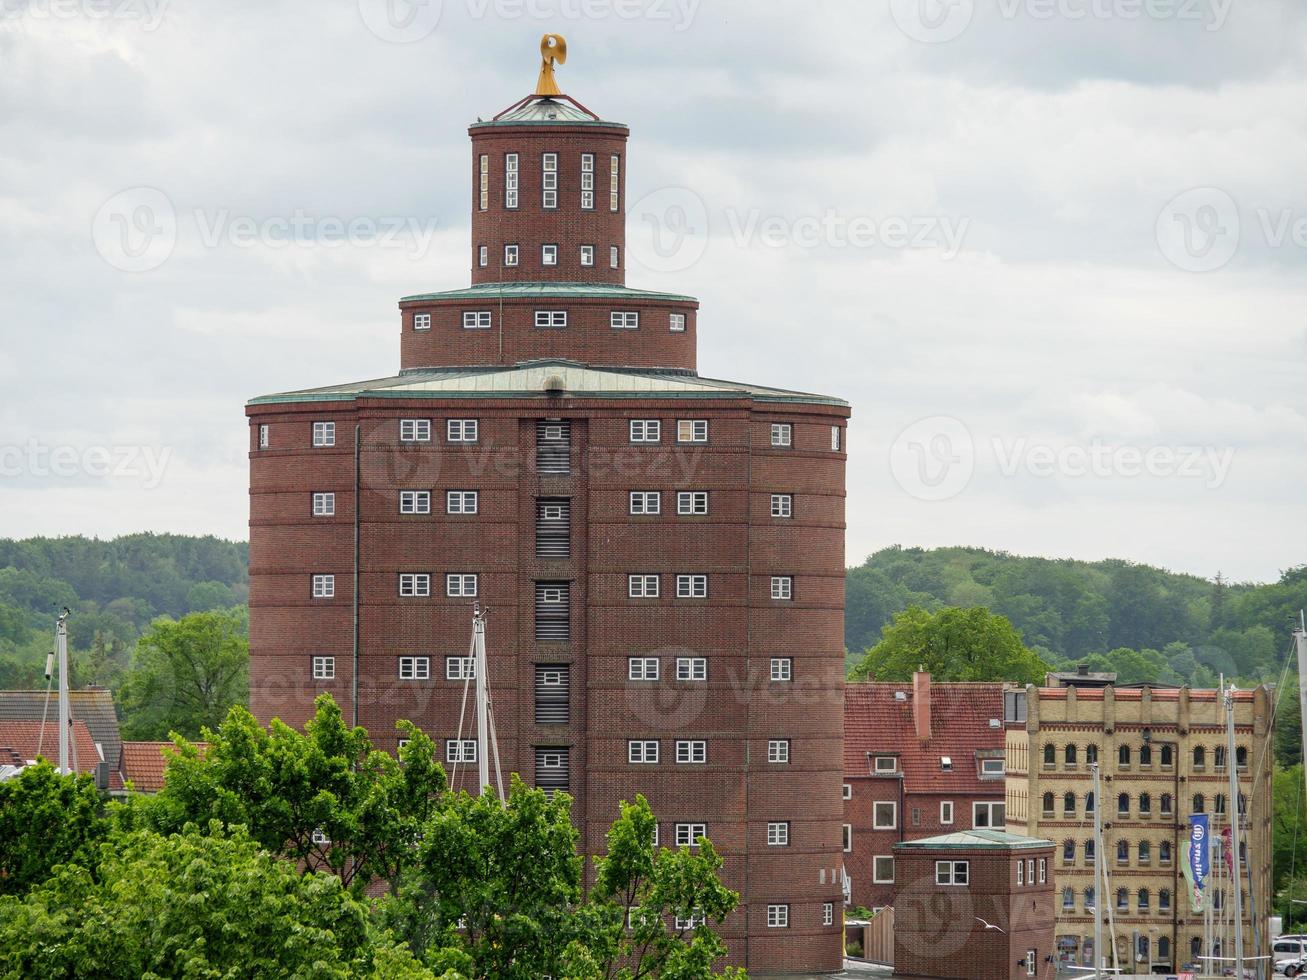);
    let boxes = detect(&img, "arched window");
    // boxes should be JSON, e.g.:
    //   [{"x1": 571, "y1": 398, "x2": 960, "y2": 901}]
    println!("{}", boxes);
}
[
  {"x1": 1083, "y1": 886, "x2": 1095, "y2": 910},
  {"x1": 1085, "y1": 791, "x2": 1095, "y2": 814},
  {"x1": 1138, "y1": 841, "x2": 1151, "y2": 864},
  {"x1": 1214, "y1": 793, "x2": 1227, "y2": 815},
  {"x1": 1193, "y1": 793, "x2": 1205, "y2": 813},
  {"x1": 1084, "y1": 839, "x2": 1095, "y2": 862},
  {"x1": 1139, "y1": 792, "x2": 1152, "y2": 814},
  {"x1": 1116, "y1": 840, "x2": 1129, "y2": 864},
  {"x1": 1064, "y1": 792, "x2": 1076, "y2": 816},
  {"x1": 1065, "y1": 744, "x2": 1078, "y2": 765},
  {"x1": 1117, "y1": 792, "x2": 1130, "y2": 816},
  {"x1": 1138, "y1": 887, "x2": 1150, "y2": 909},
  {"x1": 1044, "y1": 744, "x2": 1056, "y2": 766},
  {"x1": 1161, "y1": 793, "x2": 1173, "y2": 815},
  {"x1": 1193, "y1": 745, "x2": 1206, "y2": 767},
  {"x1": 1160, "y1": 840, "x2": 1172, "y2": 863},
  {"x1": 1191, "y1": 937, "x2": 1201, "y2": 960},
  {"x1": 1116, "y1": 887, "x2": 1128, "y2": 910},
  {"x1": 1236, "y1": 745, "x2": 1248, "y2": 768},
  {"x1": 1158, "y1": 936, "x2": 1171, "y2": 962},
  {"x1": 1119, "y1": 744, "x2": 1132, "y2": 765},
  {"x1": 1043, "y1": 792, "x2": 1055, "y2": 816},
  {"x1": 1063, "y1": 839, "x2": 1076, "y2": 863},
  {"x1": 1161, "y1": 744, "x2": 1173, "y2": 766},
  {"x1": 1238, "y1": 792, "x2": 1247, "y2": 815},
  {"x1": 1062, "y1": 886, "x2": 1074, "y2": 910},
  {"x1": 1140, "y1": 744, "x2": 1152, "y2": 766},
  {"x1": 1159, "y1": 889, "x2": 1171, "y2": 910},
  {"x1": 1086, "y1": 744, "x2": 1098, "y2": 764},
  {"x1": 1214, "y1": 745, "x2": 1226, "y2": 769}
]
